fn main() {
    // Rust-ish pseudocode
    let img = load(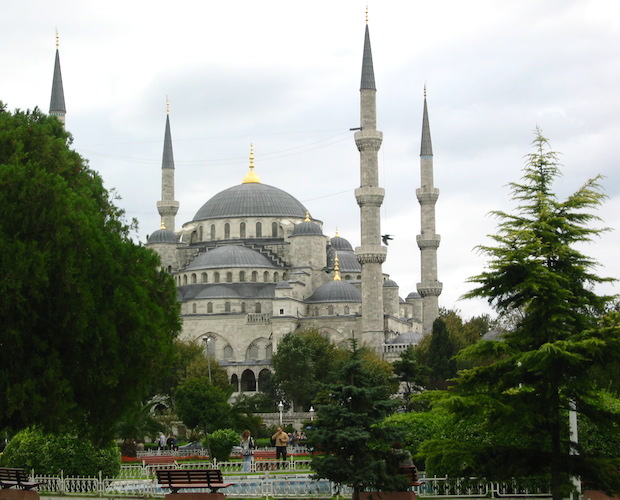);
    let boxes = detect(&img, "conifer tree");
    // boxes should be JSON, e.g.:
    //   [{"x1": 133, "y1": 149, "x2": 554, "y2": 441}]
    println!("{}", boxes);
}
[{"x1": 420, "y1": 130, "x2": 620, "y2": 499}]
